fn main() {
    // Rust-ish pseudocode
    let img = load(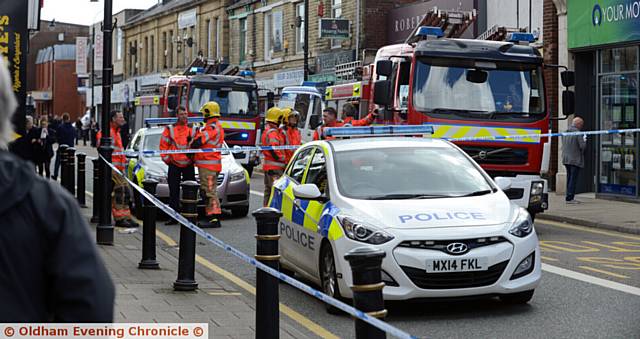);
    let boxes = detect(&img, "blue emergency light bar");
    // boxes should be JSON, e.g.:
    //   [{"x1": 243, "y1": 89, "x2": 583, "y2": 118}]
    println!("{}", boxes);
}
[
  {"x1": 190, "y1": 67, "x2": 205, "y2": 74},
  {"x1": 240, "y1": 70, "x2": 256, "y2": 77},
  {"x1": 324, "y1": 125, "x2": 435, "y2": 138},
  {"x1": 506, "y1": 32, "x2": 536, "y2": 43},
  {"x1": 407, "y1": 26, "x2": 444, "y2": 44},
  {"x1": 144, "y1": 117, "x2": 204, "y2": 126}
]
